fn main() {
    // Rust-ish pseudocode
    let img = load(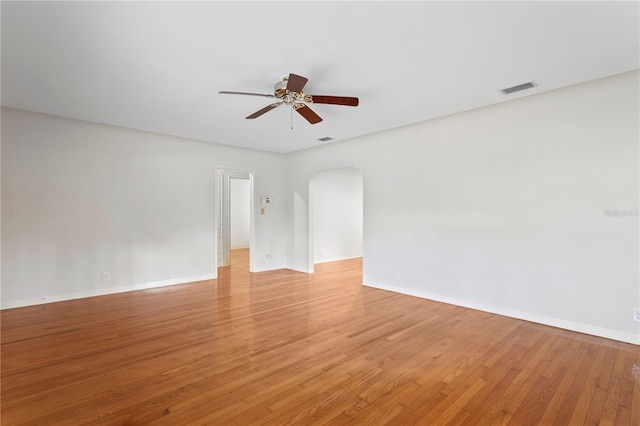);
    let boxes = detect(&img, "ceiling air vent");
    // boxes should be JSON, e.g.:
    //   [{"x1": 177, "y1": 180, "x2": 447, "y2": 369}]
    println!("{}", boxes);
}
[
  {"x1": 318, "y1": 136, "x2": 334, "y2": 142},
  {"x1": 501, "y1": 81, "x2": 536, "y2": 95}
]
